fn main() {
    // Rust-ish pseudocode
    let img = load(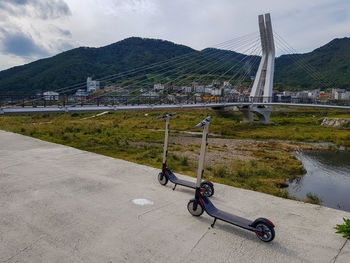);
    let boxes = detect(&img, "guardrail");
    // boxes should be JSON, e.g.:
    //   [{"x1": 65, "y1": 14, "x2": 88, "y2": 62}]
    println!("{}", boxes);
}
[
  {"x1": 1, "y1": 95, "x2": 350, "y2": 108},
  {"x1": 1, "y1": 102, "x2": 350, "y2": 115}
]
